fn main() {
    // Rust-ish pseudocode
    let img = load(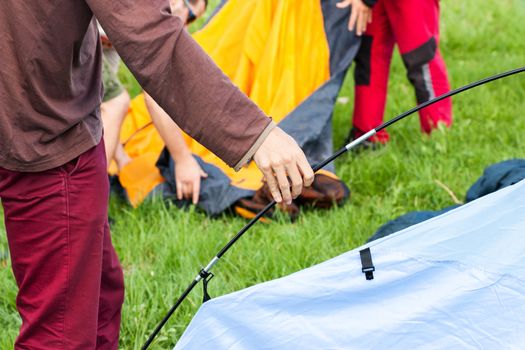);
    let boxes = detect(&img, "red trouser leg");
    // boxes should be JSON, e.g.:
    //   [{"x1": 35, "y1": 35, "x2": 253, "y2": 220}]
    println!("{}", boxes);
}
[
  {"x1": 352, "y1": 0, "x2": 395, "y2": 143},
  {"x1": 385, "y1": 0, "x2": 452, "y2": 132},
  {"x1": 0, "y1": 141, "x2": 124, "y2": 349},
  {"x1": 96, "y1": 223, "x2": 124, "y2": 349}
]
